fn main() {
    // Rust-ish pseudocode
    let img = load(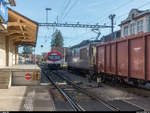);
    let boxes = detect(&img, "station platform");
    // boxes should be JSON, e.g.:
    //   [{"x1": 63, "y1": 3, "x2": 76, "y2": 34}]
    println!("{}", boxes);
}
[
  {"x1": 0, "y1": 65, "x2": 41, "y2": 89},
  {"x1": 0, "y1": 65, "x2": 56, "y2": 111},
  {"x1": 0, "y1": 86, "x2": 55, "y2": 111},
  {"x1": 0, "y1": 65, "x2": 41, "y2": 71}
]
